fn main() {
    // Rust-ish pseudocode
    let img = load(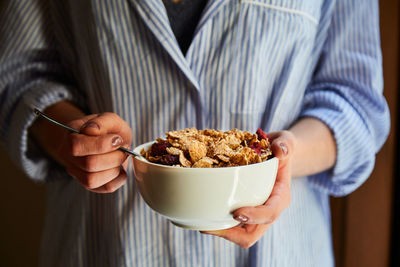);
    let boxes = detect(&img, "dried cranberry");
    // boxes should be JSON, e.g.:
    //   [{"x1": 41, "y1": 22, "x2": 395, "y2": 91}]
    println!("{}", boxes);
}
[
  {"x1": 250, "y1": 142, "x2": 262, "y2": 155},
  {"x1": 150, "y1": 141, "x2": 168, "y2": 156},
  {"x1": 256, "y1": 128, "x2": 267, "y2": 140},
  {"x1": 161, "y1": 154, "x2": 179, "y2": 165}
]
